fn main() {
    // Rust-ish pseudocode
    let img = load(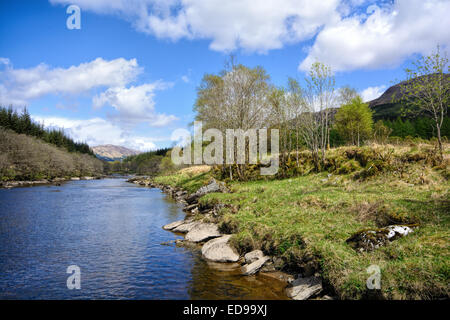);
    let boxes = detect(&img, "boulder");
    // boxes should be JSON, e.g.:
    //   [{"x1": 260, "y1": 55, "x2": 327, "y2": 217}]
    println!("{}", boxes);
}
[
  {"x1": 196, "y1": 179, "x2": 223, "y2": 196},
  {"x1": 172, "y1": 221, "x2": 200, "y2": 233},
  {"x1": 185, "y1": 194, "x2": 200, "y2": 205},
  {"x1": 241, "y1": 256, "x2": 271, "y2": 276},
  {"x1": 183, "y1": 203, "x2": 198, "y2": 212},
  {"x1": 286, "y1": 276, "x2": 322, "y2": 300},
  {"x1": 201, "y1": 235, "x2": 240, "y2": 262},
  {"x1": 185, "y1": 179, "x2": 229, "y2": 204},
  {"x1": 162, "y1": 220, "x2": 186, "y2": 231},
  {"x1": 244, "y1": 250, "x2": 264, "y2": 264},
  {"x1": 185, "y1": 223, "x2": 221, "y2": 242},
  {"x1": 346, "y1": 224, "x2": 417, "y2": 252}
]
